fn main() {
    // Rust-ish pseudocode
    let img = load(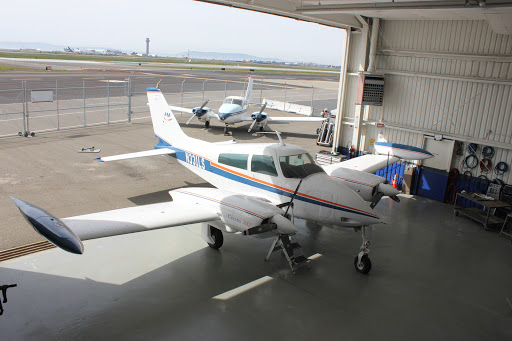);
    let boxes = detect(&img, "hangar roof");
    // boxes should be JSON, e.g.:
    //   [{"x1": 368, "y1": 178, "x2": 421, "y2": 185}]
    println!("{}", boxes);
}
[{"x1": 197, "y1": 0, "x2": 512, "y2": 34}]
